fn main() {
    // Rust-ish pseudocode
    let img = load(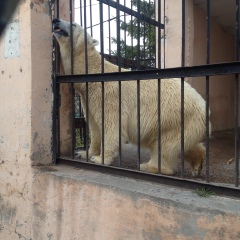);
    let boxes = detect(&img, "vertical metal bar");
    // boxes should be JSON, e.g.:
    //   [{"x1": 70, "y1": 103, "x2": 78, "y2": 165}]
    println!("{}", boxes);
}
[
  {"x1": 181, "y1": 0, "x2": 185, "y2": 178},
  {"x1": 124, "y1": 0, "x2": 127, "y2": 60},
  {"x1": 90, "y1": 0, "x2": 93, "y2": 36},
  {"x1": 137, "y1": 0, "x2": 141, "y2": 170},
  {"x1": 149, "y1": 0, "x2": 153, "y2": 68},
  {"x1": 157, "y1": 0, "x2": 162, "y2": 174},
  {"x1": 143, "y1": 1, "x2": 146, "y2": 68},
  {"x1": 108, "y1": 0, "x2": 111, "y2": 55},
  {"x1": 80, "y1": 0, "x2": 83, "y2": 26},
  {"x1": 69, "y1": 0, "x2": 76, "y2": 158},
  {"x1": 148, "y1": 0, "x2": 151, "y2": 66},
  {"x1": 69, "y1": 0, "x2": 74, "y2": 73},
  {"x1": 84, "y1": 0, "x2": 89, "y2": 161},
  {"x1": 205, "y1": 0, "x2": 210, "y2": 182},
  {"x1": 56, "y1": 0, "x2": 60, "y2": 157},
  {"x1": 235, "y1": 0, "x2": 239, "y2": 187},
  {"x1": 131, "y1": 0, "x2": 133, "y2": 68},
  {"x1": 117, "y1": 0, "x2": 122, "y2": 166},
  {"x1": 51, "y1": 0, "x2": 58, "y2": 163},
  {"x1": 163, "y1": 0, "x2": 166, "y2": 69},
  {"x1": 100, "y1": 0, "x2": 105, "y2": 164}
]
